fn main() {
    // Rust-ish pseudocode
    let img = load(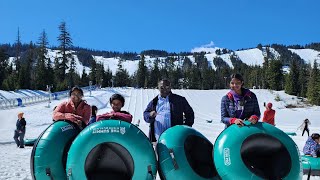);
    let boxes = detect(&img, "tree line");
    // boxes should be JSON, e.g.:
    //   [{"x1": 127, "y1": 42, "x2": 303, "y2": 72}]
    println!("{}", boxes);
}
[{"x1": 0, "y1": 22, "x2": 319, "y2": 105}]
